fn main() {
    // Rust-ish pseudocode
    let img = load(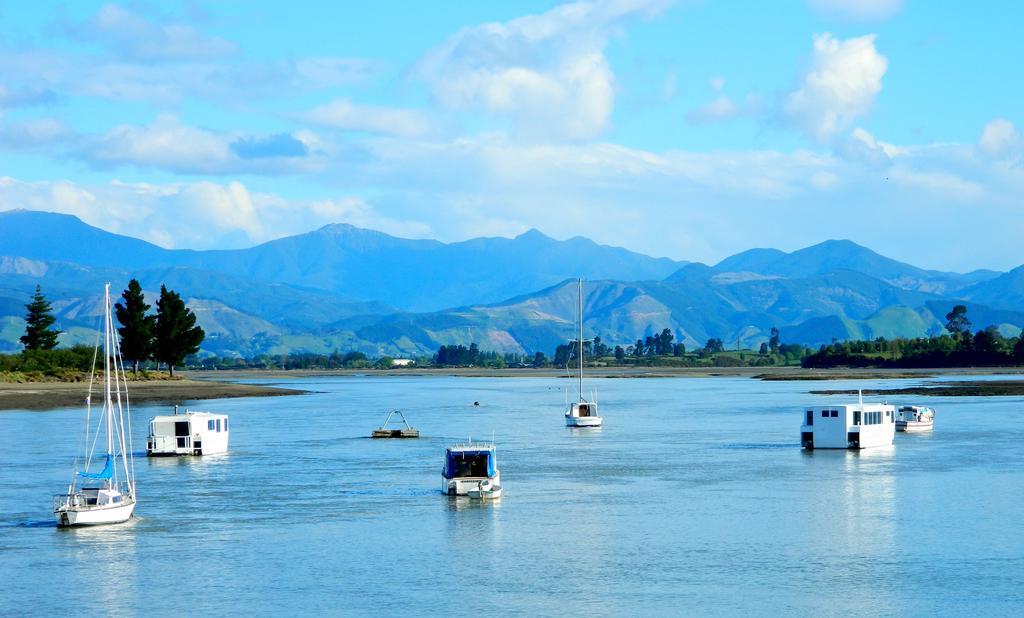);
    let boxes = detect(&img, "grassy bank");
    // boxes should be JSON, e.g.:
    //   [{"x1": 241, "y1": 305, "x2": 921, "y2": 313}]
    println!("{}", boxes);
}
[{"x1": 0, "y1": 369, "x2": 188, "y2": 384}]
